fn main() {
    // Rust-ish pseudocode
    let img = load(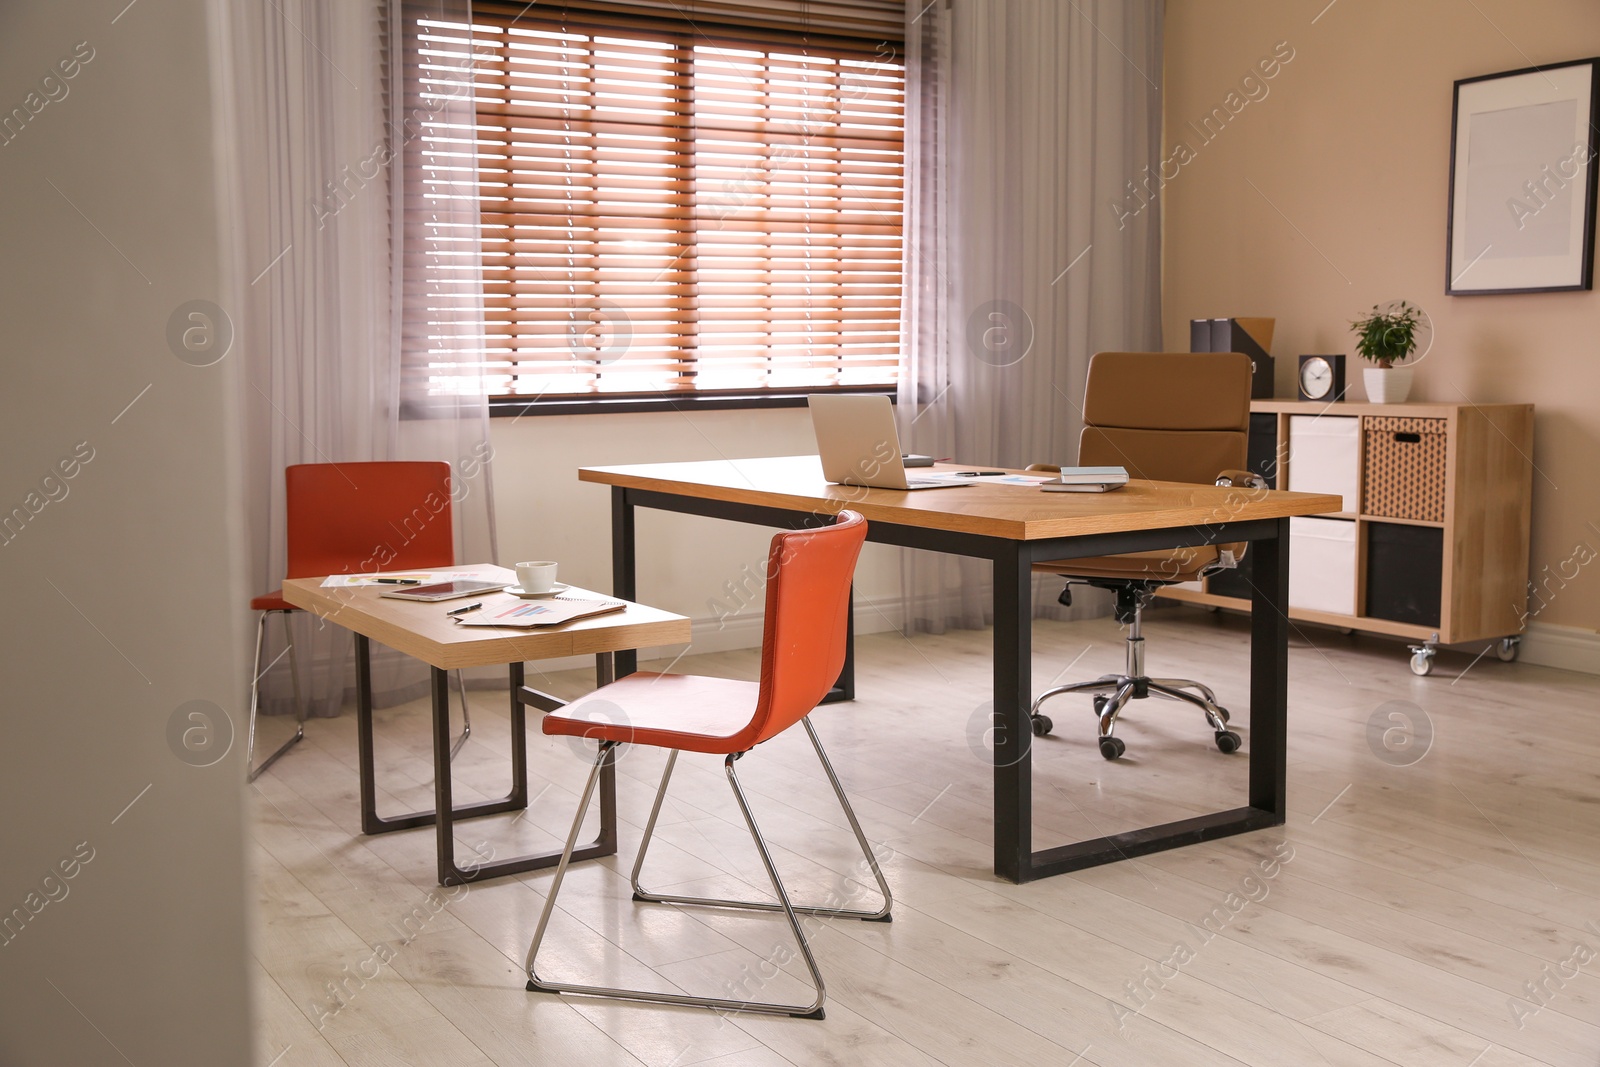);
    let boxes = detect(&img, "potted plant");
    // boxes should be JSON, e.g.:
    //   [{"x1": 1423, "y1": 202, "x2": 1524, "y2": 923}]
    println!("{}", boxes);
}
[{"x1": 1350, "y1": 301, "x2": 1422, "y2": 403}]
